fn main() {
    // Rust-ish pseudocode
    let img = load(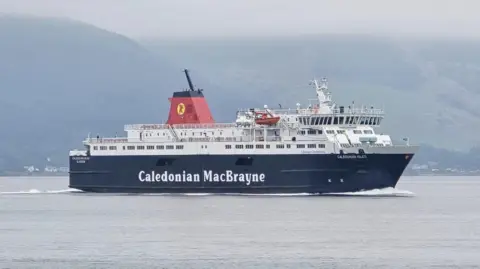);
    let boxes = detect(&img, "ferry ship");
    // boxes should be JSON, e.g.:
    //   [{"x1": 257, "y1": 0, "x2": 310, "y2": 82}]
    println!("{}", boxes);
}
[{"x1": 69, "y1": 69, "x2": 418, "y2": 194}]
